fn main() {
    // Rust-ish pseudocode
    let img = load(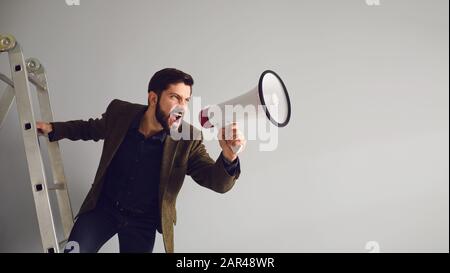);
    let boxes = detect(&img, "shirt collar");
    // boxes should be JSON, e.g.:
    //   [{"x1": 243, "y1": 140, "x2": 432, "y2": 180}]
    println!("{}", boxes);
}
[{"x1": 130, "y1": 107, "x2": 167, "y2": 143}]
